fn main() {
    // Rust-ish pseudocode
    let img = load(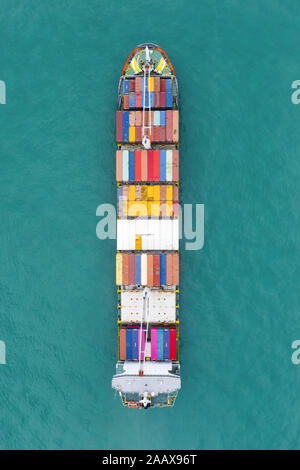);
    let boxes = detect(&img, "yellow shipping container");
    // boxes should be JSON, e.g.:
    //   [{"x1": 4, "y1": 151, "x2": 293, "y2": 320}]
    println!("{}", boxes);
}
[
  {"x1": 128, "y1": 185, "x2": 135, "y2": 201},
  {"x1": 122, "y1": 201, "x2": 128, "y2": 217},
  {"x1": 135, "y1": 235, "x2": 142, "y2": 250},
  {"x1": 141, "y1": 185, "x2": 148, "y2": 201},
  {"x1": 116, "y1": 253, "x2": 122, "y2": 285},
  {"x1": 129, "y1": 126, "x2": 135, "y2": 143},
  {"x1": 166, "y1": 200, "x2": 173, "y2": 216},
  {"x1": 150, "y1": 77, "x2": 154, "y2": 92},
  {"x1": 153, "y1": 185, "x2": 160, "y2": 201},
  {"x1": 166, "y1": 185, "x2": 173, "y2": 202},
  {"x1": 147, "y1": 186, "x2": 154, "y2": 201},
  {"x1": 148, "y1": 201, "x2": 160, "y2": 217}
]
